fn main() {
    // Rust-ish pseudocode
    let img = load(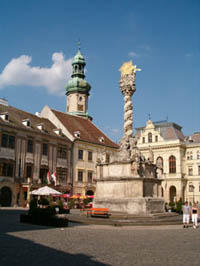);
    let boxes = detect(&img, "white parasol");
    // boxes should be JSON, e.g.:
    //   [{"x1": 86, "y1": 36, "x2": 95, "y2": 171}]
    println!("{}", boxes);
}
[{"x1": 30, "y1": 186, "x2": 61, "y2": 196}]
